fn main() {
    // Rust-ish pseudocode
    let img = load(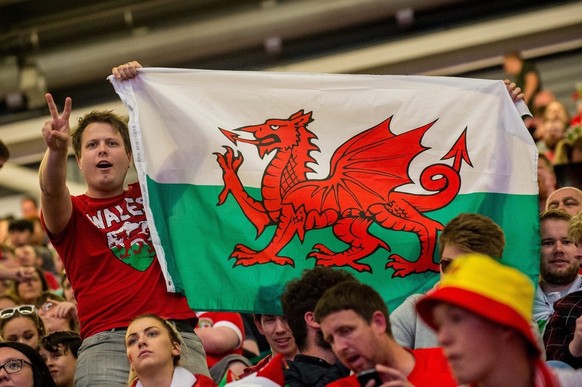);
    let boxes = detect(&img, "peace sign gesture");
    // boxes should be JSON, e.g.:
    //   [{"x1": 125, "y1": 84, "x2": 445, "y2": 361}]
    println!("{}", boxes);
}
[{"x1": 42, "y1": 93, "x2": 72, "y2": 153}]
